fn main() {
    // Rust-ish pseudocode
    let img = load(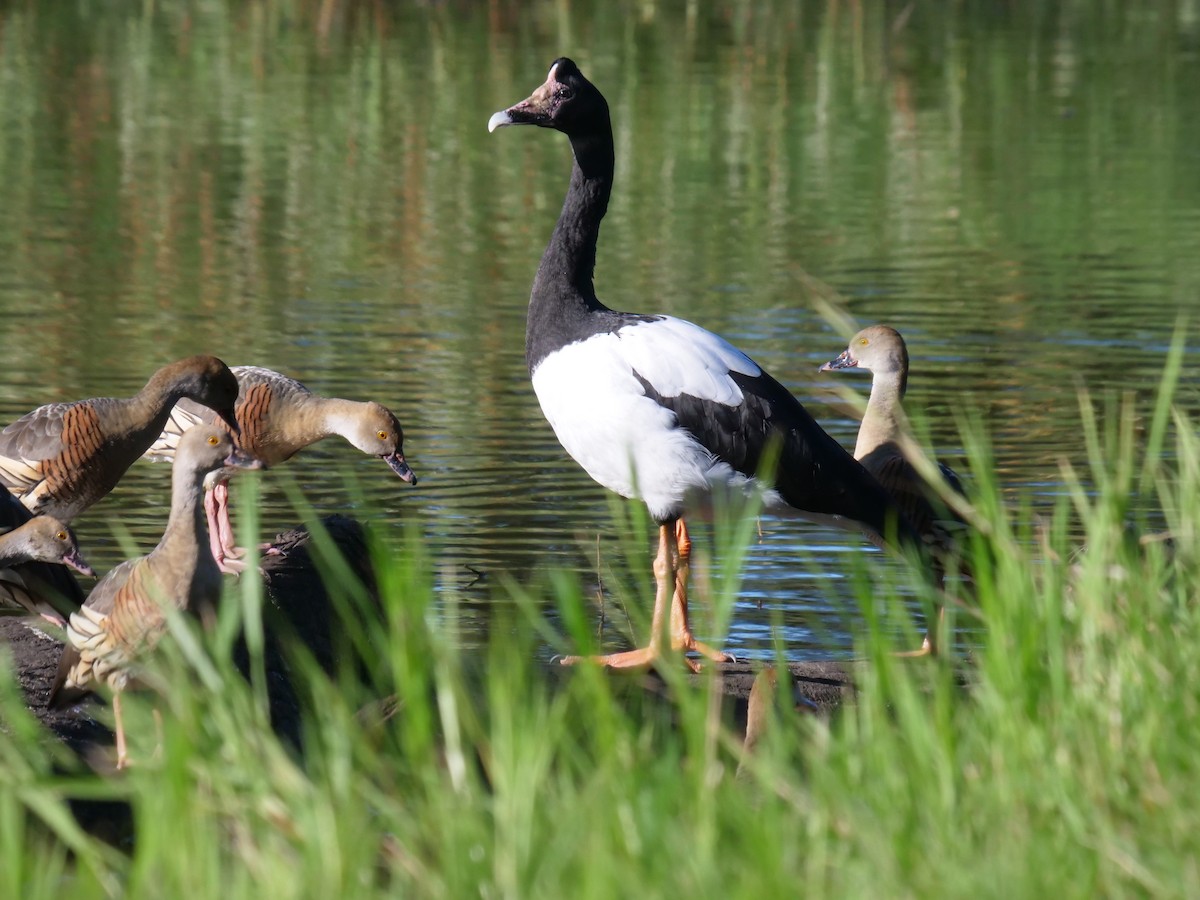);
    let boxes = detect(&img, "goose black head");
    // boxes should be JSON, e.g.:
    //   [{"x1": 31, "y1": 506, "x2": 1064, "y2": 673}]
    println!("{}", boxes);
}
[{"x1": 488, "y1": 58, "x2": 607, "y2": 136}]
